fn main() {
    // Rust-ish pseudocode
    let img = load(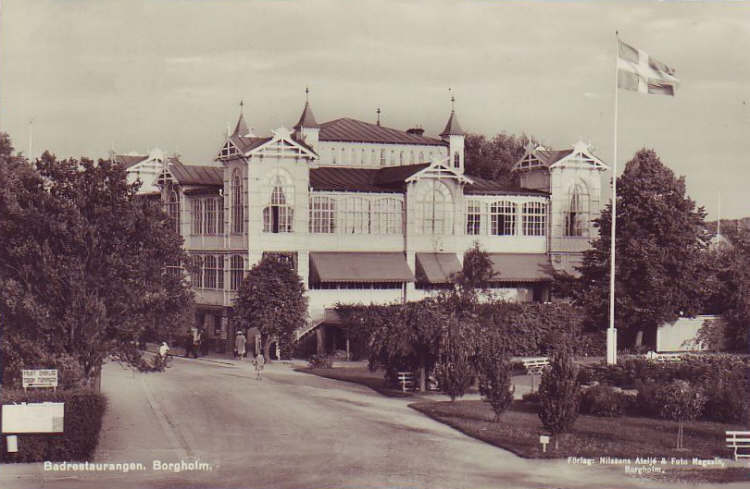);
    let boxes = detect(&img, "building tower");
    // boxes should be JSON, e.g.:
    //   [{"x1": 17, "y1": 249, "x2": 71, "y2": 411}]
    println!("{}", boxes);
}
[
  {"x1": 439, "y1": 94, "x2": 465, "y2": 173},
  {"x1": 293, "y1": 87, "x2": 320, "y2": 152}
]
